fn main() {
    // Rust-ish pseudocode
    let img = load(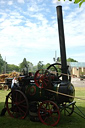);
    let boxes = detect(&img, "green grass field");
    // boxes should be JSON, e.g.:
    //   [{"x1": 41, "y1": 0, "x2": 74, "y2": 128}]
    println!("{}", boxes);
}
[{"x1": 0, "y1": 87, "x2": 85, "y2": 128}]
